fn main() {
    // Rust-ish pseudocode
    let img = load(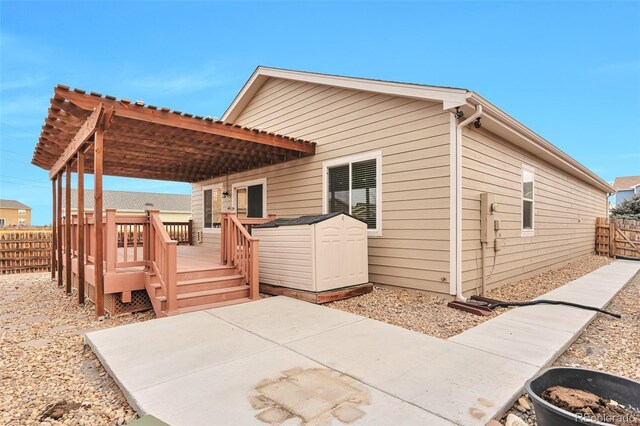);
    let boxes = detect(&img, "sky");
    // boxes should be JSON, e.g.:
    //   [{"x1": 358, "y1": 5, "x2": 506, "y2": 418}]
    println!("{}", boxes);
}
[{"x1": 1, "y1": 1, "x2": 639, "y2": 225}]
